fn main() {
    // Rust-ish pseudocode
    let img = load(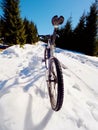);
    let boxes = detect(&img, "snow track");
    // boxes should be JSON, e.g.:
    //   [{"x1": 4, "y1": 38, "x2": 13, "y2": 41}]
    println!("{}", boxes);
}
[{"x1": 0, "y1": 42, "x2": 98, "y2": 130}]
